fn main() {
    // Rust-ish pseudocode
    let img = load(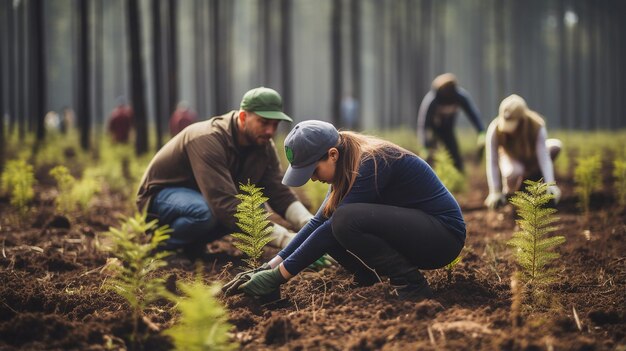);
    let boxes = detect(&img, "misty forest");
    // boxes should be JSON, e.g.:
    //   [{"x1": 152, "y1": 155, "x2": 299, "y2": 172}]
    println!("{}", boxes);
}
[{"x1": 0, "y1": 1, "x2": 625, "y2": 350}]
